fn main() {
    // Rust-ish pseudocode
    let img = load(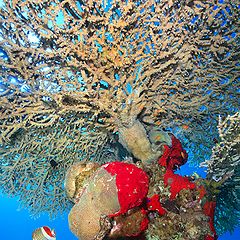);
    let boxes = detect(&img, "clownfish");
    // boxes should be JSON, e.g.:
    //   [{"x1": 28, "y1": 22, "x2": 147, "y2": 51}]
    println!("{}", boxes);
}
[{"x1": 32, "y1": 226, "x2": 56, "y2": 240}]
